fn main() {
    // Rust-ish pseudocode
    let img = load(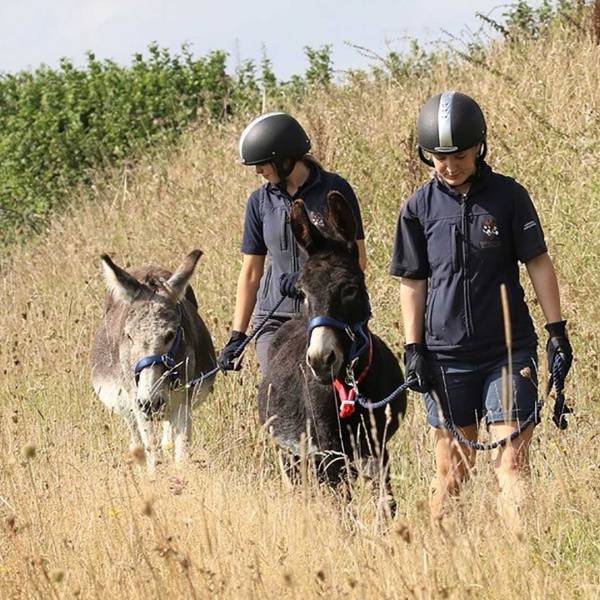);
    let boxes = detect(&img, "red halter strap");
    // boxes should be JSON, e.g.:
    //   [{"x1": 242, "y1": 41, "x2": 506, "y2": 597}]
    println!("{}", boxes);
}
[{"x1": 333, "y1": 330, "x2": 373, "y2": 418}]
